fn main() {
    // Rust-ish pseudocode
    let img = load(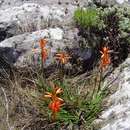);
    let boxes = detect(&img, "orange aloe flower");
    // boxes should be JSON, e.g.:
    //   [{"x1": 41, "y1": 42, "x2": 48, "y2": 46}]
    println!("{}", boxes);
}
[
  {"x1": 44, "y1": 83, "x2": 63, "y2": 102},
  {"x1": 49, "y1": 100, "x2": 63, "y2": 113},
  {"x1": 39, "y1": 39, "x2": 47, "y2": 49},
  {"x1": 100, "y1": 47, "x2": 111, "y2": 69},
  {"x1": 55, "y1": 52, "x2": 71, "y2": 64},
  {"x1": 39, "y1": 39, "x2": 48, "y2": 62},
  {"x1": 44, "y1": 83, "x2": 64, "y2": 121},
  {"x1": 49, "y1": 100, "x2": 64, "y2": 121},
  {"x1": 41, "y1": 48, "x2": 48, "y2": 62}
]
